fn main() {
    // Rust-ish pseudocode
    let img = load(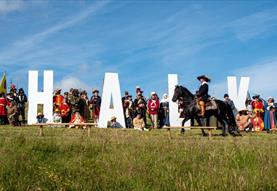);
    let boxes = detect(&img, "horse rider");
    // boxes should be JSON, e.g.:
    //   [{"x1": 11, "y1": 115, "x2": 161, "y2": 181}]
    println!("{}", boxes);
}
[{"x1": 196, "y1": 75, "x2": 210, "y2": 117}]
